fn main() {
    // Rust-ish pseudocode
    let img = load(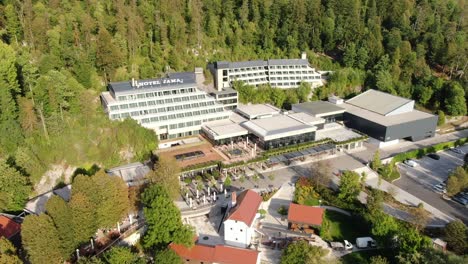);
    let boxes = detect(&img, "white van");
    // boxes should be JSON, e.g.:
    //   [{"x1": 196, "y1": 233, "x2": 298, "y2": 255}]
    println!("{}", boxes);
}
[
  {"x1": 404, "y1": 160, "x2": 418, "y2": 167},
  {"x1": 356, "y1": 237, "x2": 377, "y2": 248}
]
